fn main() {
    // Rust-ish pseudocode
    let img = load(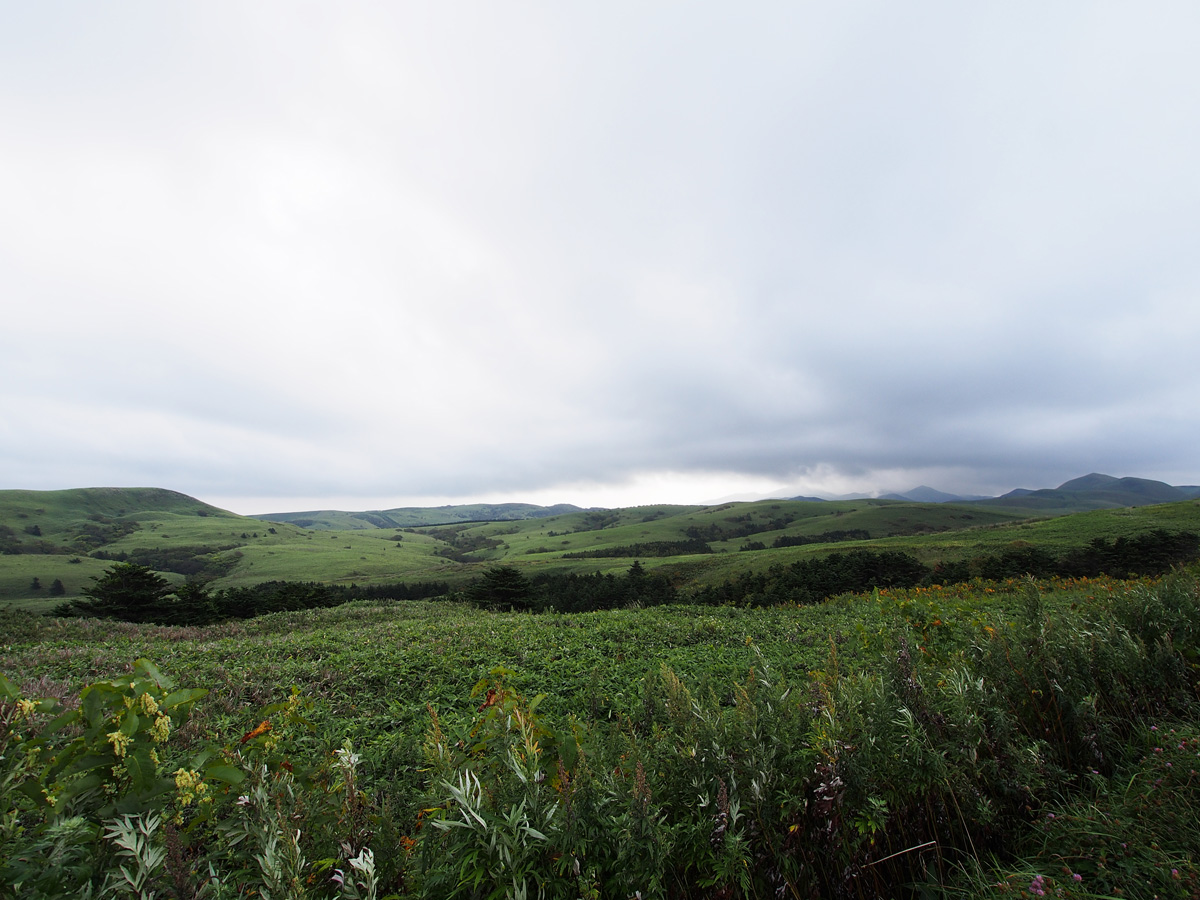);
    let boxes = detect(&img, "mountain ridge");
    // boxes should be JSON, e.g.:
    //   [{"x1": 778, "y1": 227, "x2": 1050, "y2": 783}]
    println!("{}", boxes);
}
[{"x1": 3, "y1": 473, "x2": 1198, "y2": 531}]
